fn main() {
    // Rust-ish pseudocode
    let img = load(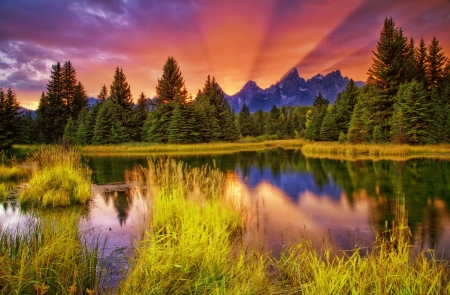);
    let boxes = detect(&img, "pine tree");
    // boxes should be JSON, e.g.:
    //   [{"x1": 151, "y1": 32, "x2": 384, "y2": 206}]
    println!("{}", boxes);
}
[
  {"x1": 426, "y1": 37, "x2": 447, "y2": 90},
  {"x1": 75, "y1": 108, "x2": 89, "y2": 145},
  {"x1": 109, "y1": 67, "x2": 133, "y2": 142},
  {"x1": 416, "y1": 38, "x2": 428, "y2": 86},
  {"x1": 193, "y1": 96, "x2": 219, "y2": 142},
  {"x1": 62, "y1": 61, "x2": 78, "y2": 115},
  {"x1": 0, "y1": 88, "x2": 21, "y2": 151},
  {"x1": 97, "y1": 85, "x2": 108, "y2": 102},
  {"x1": 146, "y1": 57, "x2": 188, "y2": 143},
  {"x1": 253, "y1": 109, "x2": 267, "y2": 136},
  {"x1": 305, "y1": 93, "x2": 329, "y2": 141},
  {"x1": 64, "y1": 117, "x2": 77, "y2": 143},
  {"x1": 93, "y1": 101, "x2": 128, "y2": 144},
  {"x1": 332, "y1": 79, "x2": 359, "y2": 135},
  {"x1": 320, "y1": 109, "x2": 338, "y2": 141},
  {"x1": 72, "y1": 82, "x2": 88, "y2": 119},
  {"x1": 132, "y1": 92, "x2": 150, "y2": 142},
  {"x1": 238, "y1": 103, "x2": 256, "y2": 137},
  {"x1": 348, "y1": 90, "x2": 374, "y2": 144},
  {"x1": 390, "y1": 80, "x2": 432, "y2": 144},
  {"x1": 367, "y1": 18, "x2": 410, "y2": 134}
]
